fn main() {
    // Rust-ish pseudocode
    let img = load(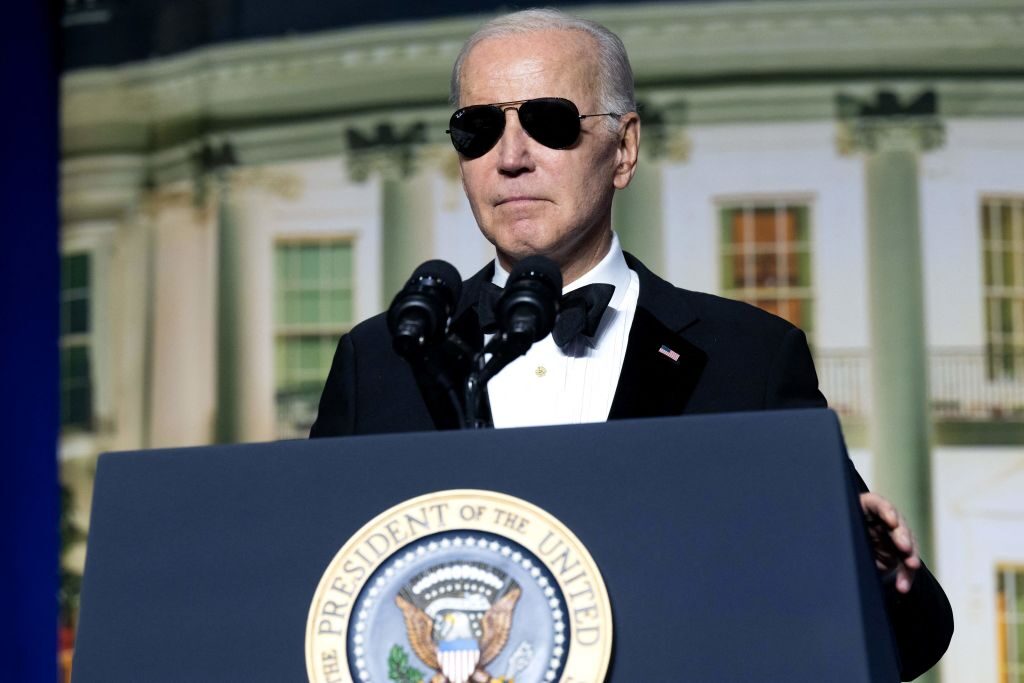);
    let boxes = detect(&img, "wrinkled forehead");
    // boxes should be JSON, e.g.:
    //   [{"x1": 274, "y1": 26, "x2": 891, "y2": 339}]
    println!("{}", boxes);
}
[{"x1": 457, "y1": 29, "x2": 601, "y2": 108}]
